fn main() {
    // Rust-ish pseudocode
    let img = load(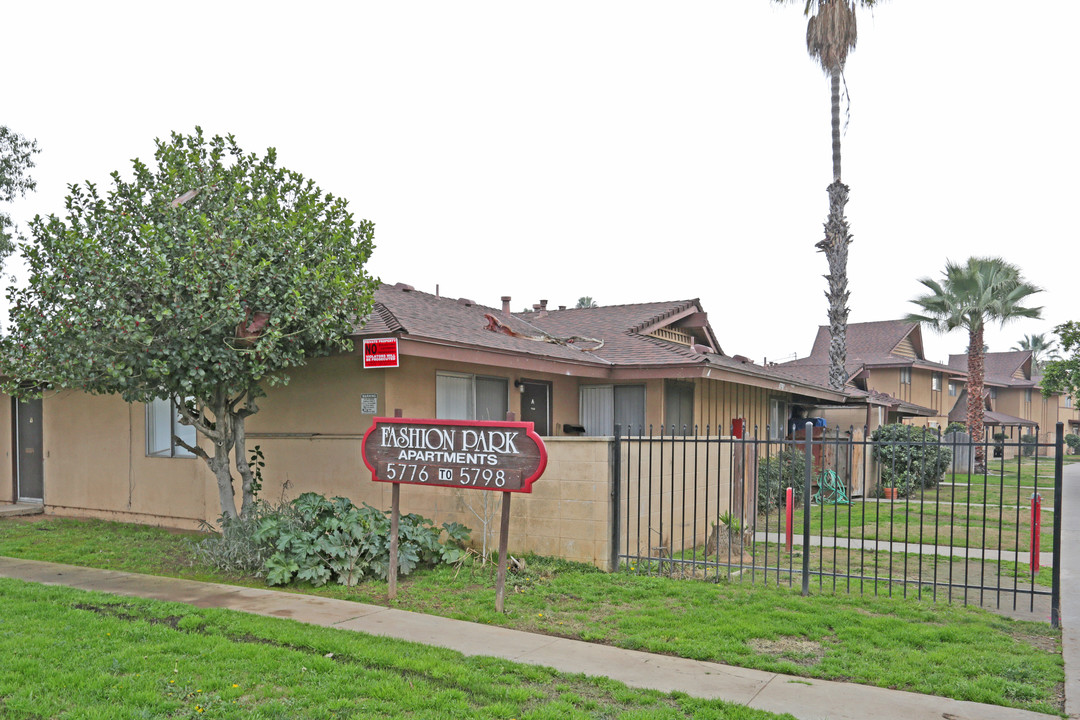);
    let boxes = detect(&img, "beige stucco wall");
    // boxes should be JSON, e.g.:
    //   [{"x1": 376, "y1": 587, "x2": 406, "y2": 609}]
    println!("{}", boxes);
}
[
  {"x1": 31, "y1": 358, "x2": 622, "y2": 568},
  {"x1": 26, "y1": 351, "x2": 843, "y2": 570},
  {"x1": 41, "y1": 389, "x2": 212, "y2": 527}
]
